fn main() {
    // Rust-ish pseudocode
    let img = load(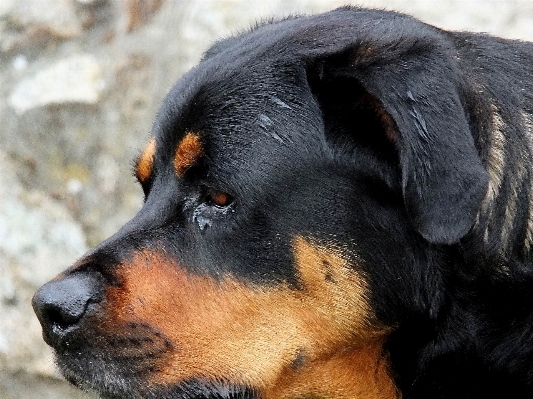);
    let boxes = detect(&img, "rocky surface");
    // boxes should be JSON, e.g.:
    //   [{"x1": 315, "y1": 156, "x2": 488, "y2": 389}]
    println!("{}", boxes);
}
[
  {"x1": 1, "y1": 0, "x2": 532, "y2": 398},
  {"x1": 10, "y1": 54, "x2": 105, "y2": 114}
]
